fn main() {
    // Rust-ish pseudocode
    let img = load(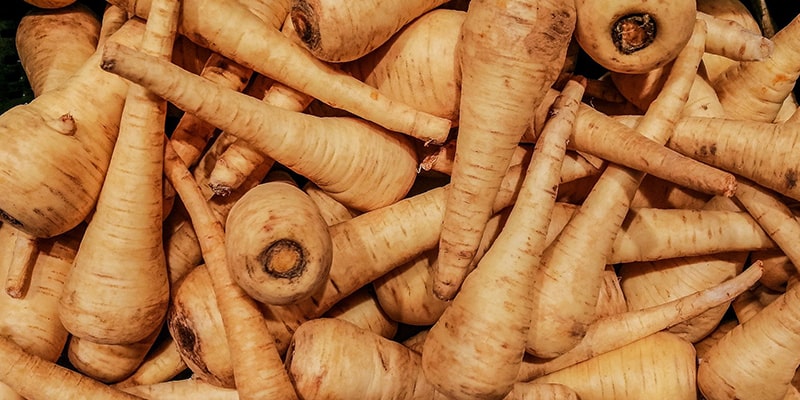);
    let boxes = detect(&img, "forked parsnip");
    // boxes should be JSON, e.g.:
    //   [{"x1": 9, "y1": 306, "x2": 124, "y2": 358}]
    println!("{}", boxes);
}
[
  {"x1": 58, "y1": 0, "x2": 178, "y2": 346},
  {"x1": 100, "y1": 43, "x2": 419, "y2": 212},
  {"x1": 573, "y1": 0, "x2": 696, "y2": 73},
  {"x1": 434, "y1": 0, "x2": 577, "y2": 300},
  {"x1": 422, "y1": 78, "x2": 586, "y2": 399},
  {"x1": 0, "y1": 19, "x2": 145, "y2": 238},
  {"x1": 226, "y1": 181, "x2": 333, "y2": 305},
  {"x1": 163, "y1": 142, "x2": 298, "y2": 400},
  {"x1": 15, "y1": 2, "x2": 100, "y2": 98},
  {"x1": 517, "y1": 262, "x2": 763, "y2": 382},
  {"x1": 290, "y1": 0, "x2": 450, "y2": 62},
  {"x1": 107, "y1": 0, "x2": 451, "y2": 144},
  {"x1": 525, "y1": 20, "x2": 707, "y2": 358}
]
